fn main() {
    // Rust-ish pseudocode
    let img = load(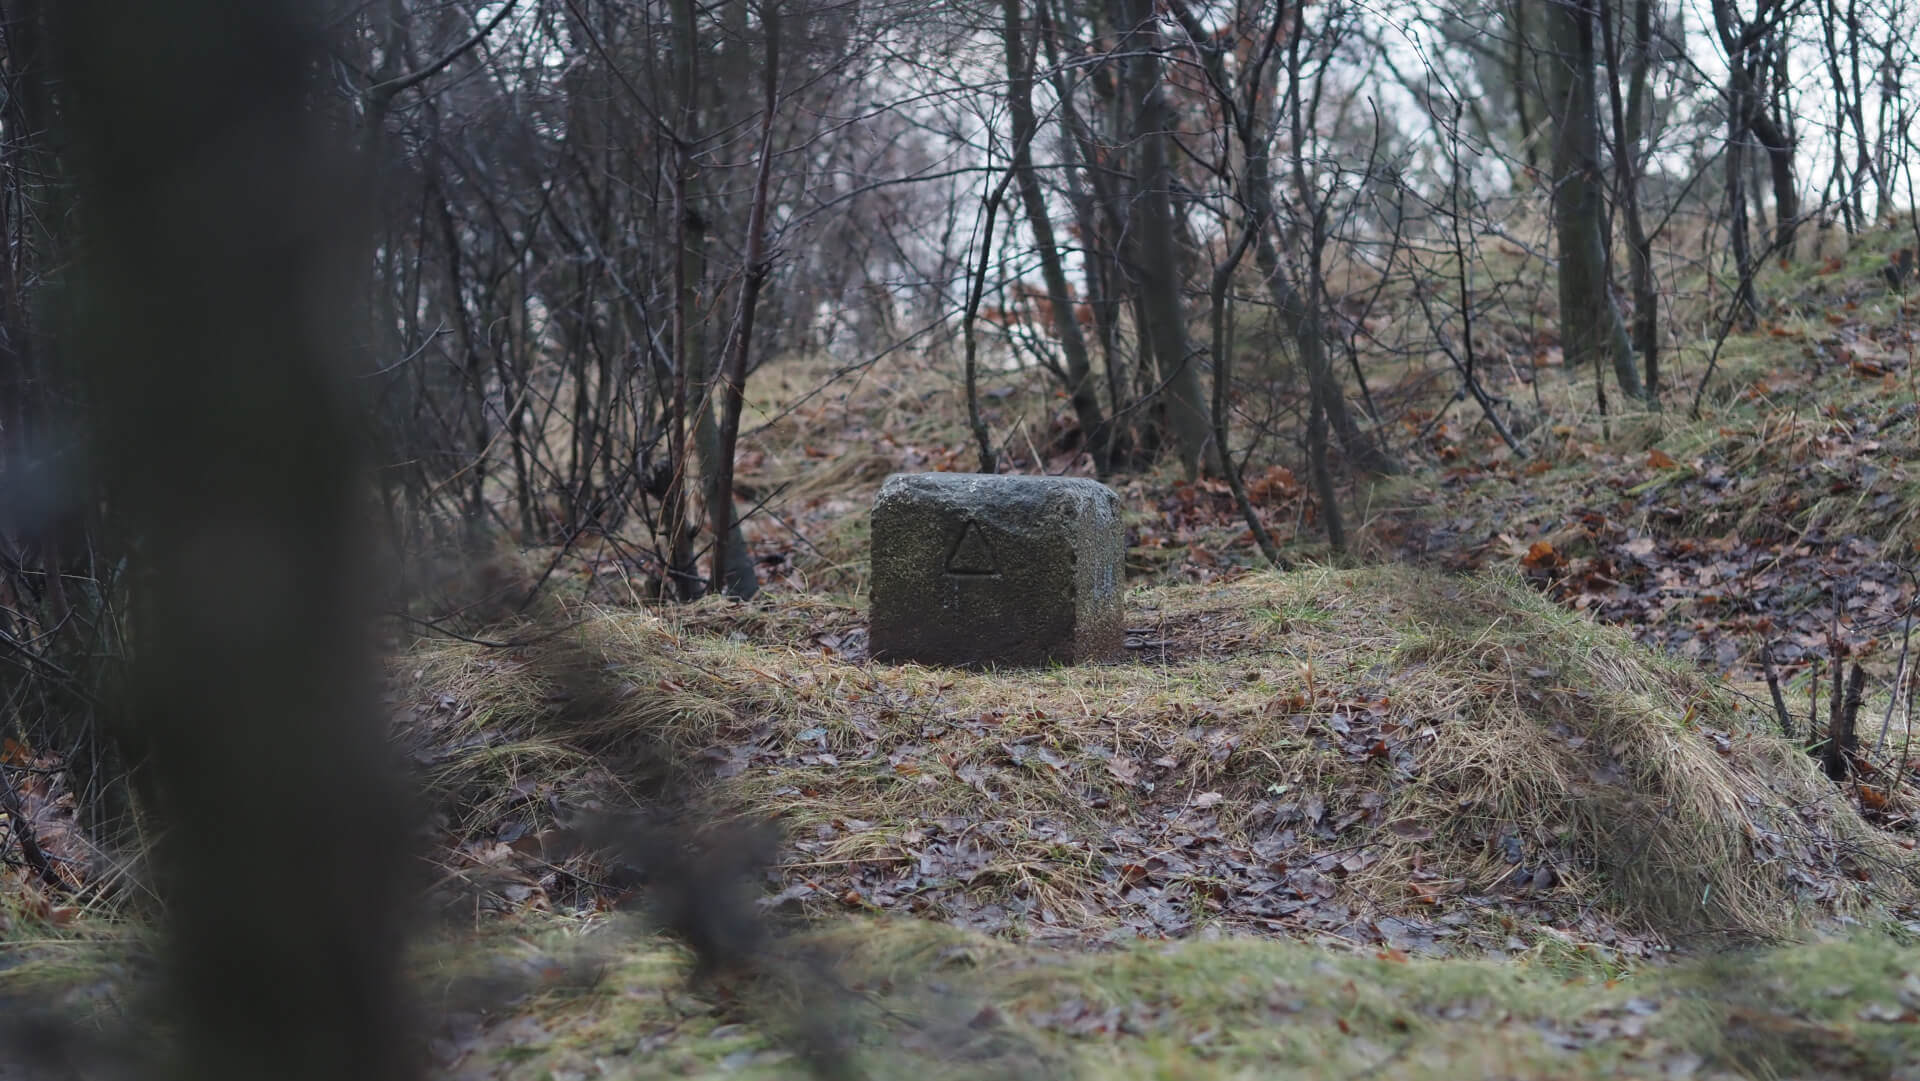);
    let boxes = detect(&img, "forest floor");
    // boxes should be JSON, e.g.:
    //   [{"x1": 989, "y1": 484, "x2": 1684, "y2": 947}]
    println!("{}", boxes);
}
[{"x1": 4, "y1": 228, "x2": 1920, "y2": 1079}]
